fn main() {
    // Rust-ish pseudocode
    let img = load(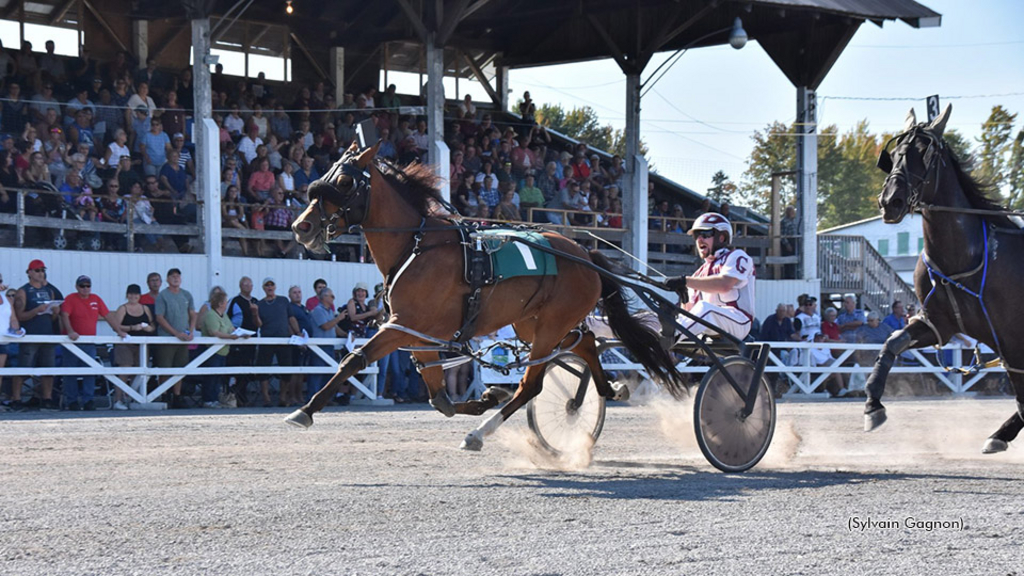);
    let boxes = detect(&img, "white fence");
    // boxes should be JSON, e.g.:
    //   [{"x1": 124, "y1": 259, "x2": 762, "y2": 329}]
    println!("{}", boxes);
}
[
  {"x1": 0, "y1": 336, "x2": 1003, "y2": 408},
  {"x1": 0, "y1": 335, "x2": 380, "y2": 407},
  {"x1": 596, "y1": 341, "x2": 1002, "y2": 395}
]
